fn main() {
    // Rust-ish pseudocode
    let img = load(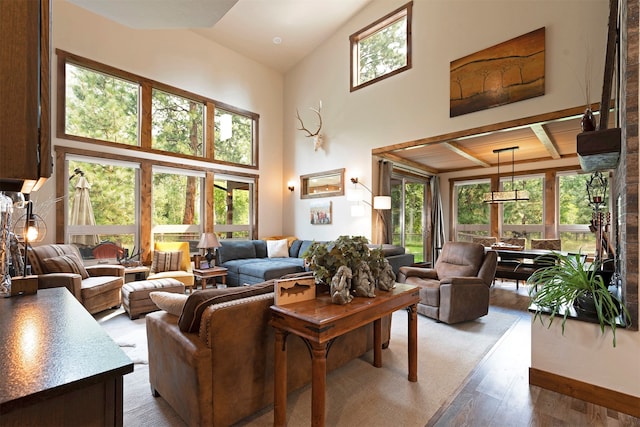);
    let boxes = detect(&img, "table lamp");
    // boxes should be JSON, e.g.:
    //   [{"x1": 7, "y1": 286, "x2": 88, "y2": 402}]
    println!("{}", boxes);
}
[{"x1": 197, "y1": 232, "x2": 220, "y2": 267}]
